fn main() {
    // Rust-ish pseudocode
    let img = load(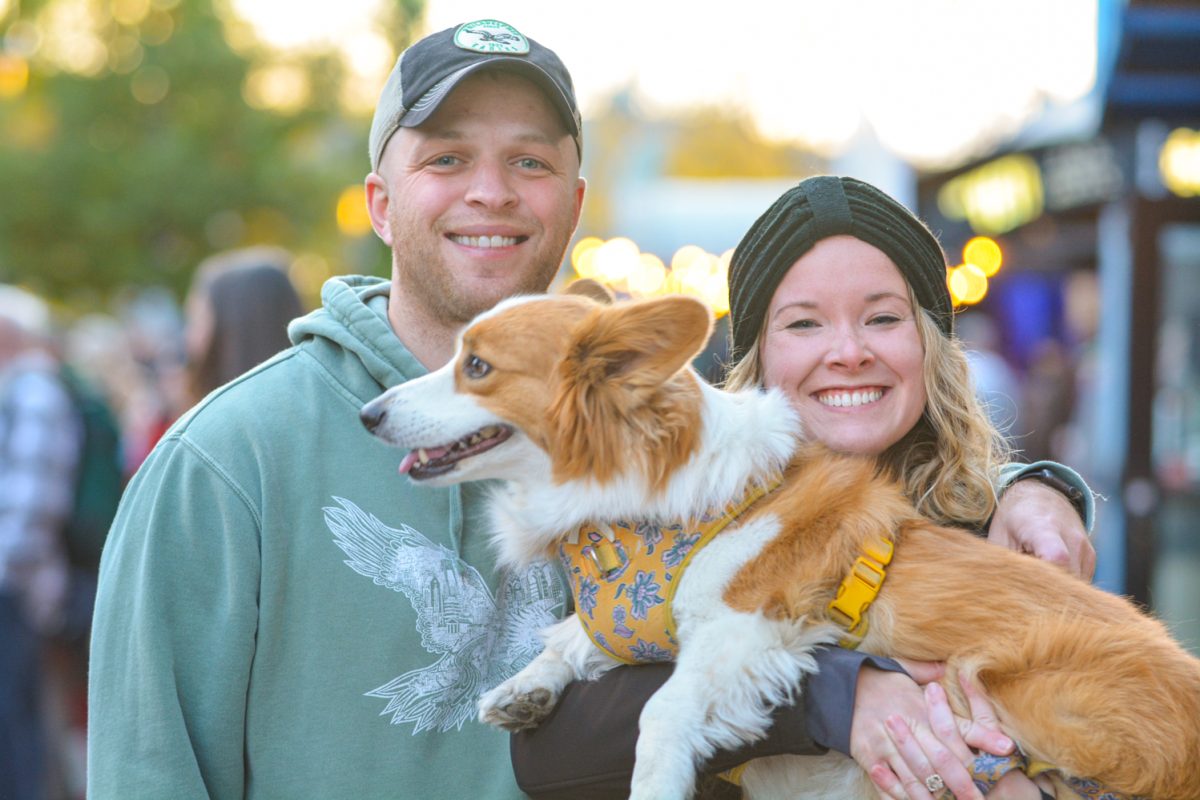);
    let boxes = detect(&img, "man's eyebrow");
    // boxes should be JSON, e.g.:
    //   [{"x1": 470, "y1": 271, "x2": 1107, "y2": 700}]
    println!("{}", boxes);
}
[
  {"x1": 415, "y1": 128, "x2": 465, "y2": 143},
  {"x1": 416, "y1": 128, "x2": 563, "y2": 147}
]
